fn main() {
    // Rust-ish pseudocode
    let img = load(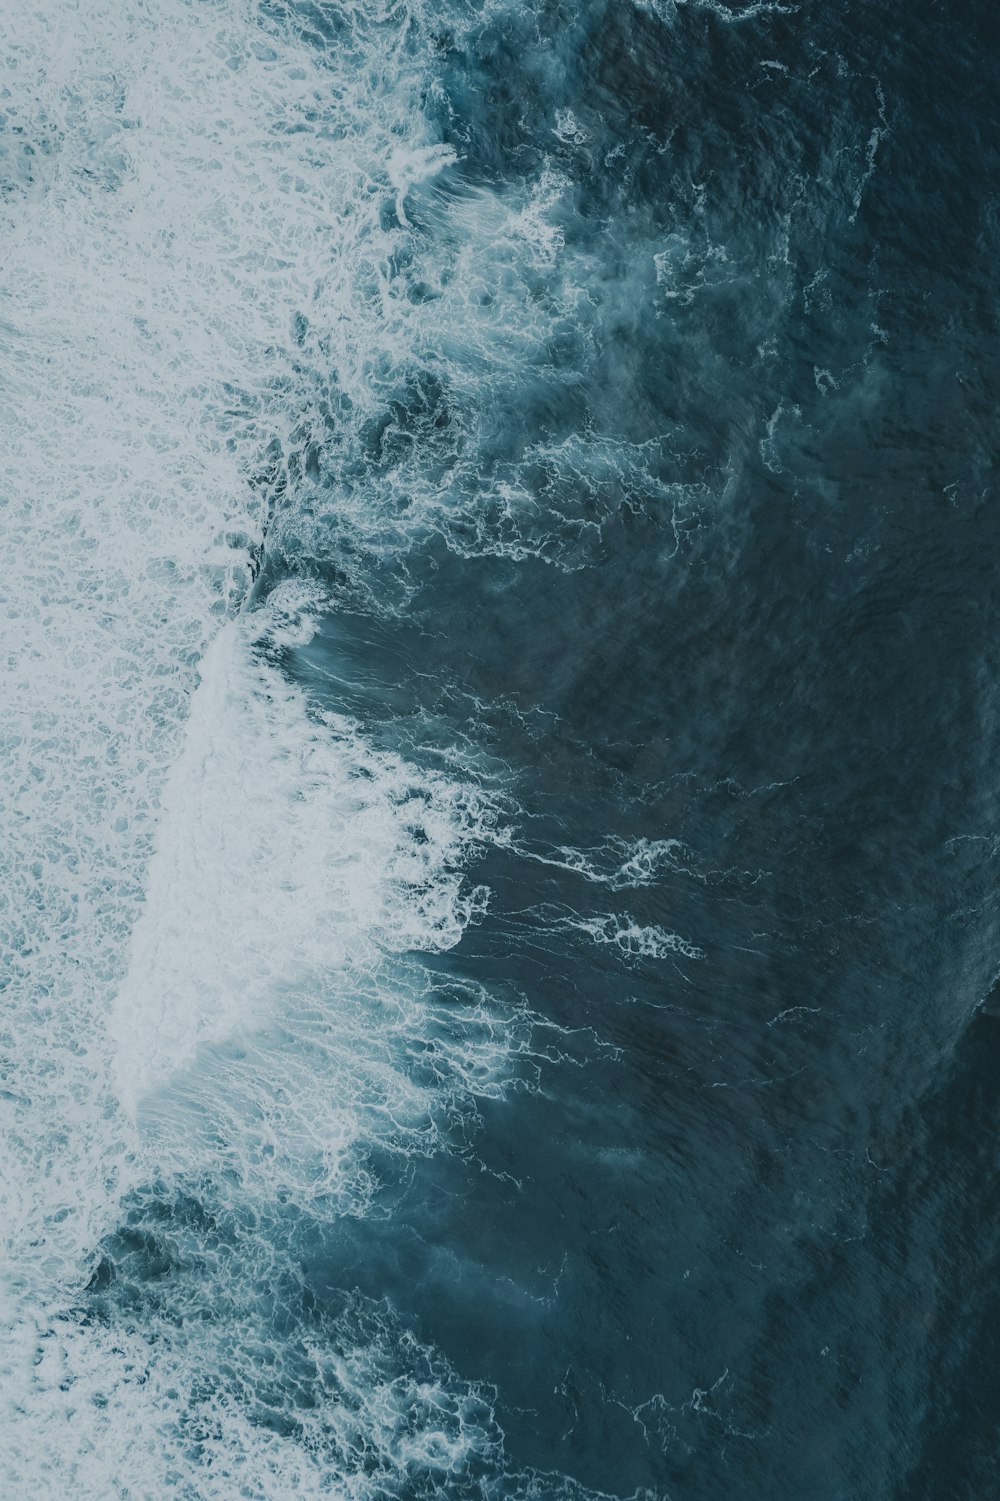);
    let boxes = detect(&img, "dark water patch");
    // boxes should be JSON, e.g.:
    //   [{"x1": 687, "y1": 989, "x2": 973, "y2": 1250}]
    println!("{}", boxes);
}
[
  {"x1": 65, "y1": 0, "x2": 996, "y2": 1494},
  {"x1": 249, "y1": 0, "x2": 1000, "y2": 1494}
]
